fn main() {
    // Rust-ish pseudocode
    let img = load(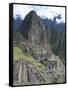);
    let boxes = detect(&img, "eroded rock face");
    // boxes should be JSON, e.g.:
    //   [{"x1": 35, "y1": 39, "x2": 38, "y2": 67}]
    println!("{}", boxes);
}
[
  {"x1": 21, "y1": 11, "x2": 47, "y2": 44},
  {"x1": 21, "y1": 10, "x2": 52, "y2": 61}
]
